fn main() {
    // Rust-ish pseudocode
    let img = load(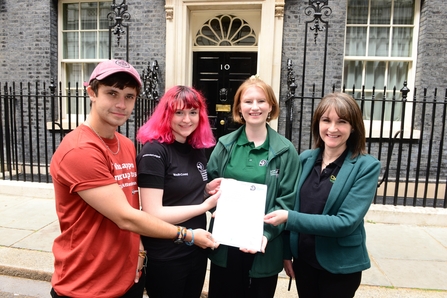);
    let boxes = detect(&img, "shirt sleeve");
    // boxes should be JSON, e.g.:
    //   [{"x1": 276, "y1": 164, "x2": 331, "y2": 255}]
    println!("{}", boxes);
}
[
  {"x1": 137, "y1": 173, "x2": 164, "y2": 189},
  {"x1": 136, "y1": 141, "x2": 167, "y2": 189}
]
